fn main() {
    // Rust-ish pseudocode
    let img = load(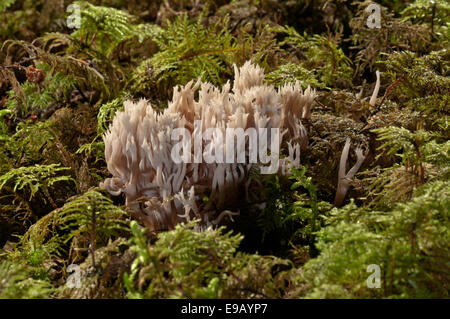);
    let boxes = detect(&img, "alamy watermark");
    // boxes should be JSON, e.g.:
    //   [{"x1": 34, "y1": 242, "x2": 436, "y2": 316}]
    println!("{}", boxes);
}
[
  {"x1": 66, "y1": 3, "x2": 81, "y2": 29},
  {"x1": 66, "y1": 263, "x2": 81, "y2": 288},
  {"x1": 366, "y1": 264, "x2": 381, "y2": 289},
  {"x1": 170, "y1": 120, "x2": 280, "y2": 174},
  {"x1": 366, "y1": 3, "x2": 381, "y2": 29}
]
